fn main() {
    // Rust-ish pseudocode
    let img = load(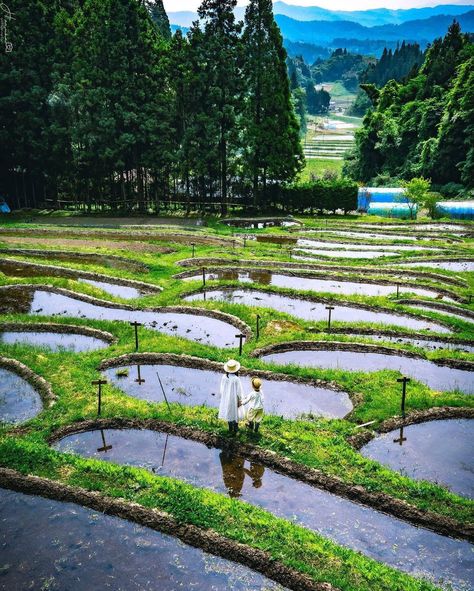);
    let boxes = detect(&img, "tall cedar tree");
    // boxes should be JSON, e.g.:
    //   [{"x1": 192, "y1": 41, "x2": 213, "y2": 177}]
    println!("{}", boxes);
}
[
  {"x1": 242, "y1": 0, "x2": 303, "y2": 206},
  {"x1": 70, "y1": 0, "x2": 172, "y2": 209},
  {"x1": 144, "y1": 0, "x2": 171, "y2": 39},
  {"x1": 194, "y1": 0, "x2": 241, "y2": 214}
]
